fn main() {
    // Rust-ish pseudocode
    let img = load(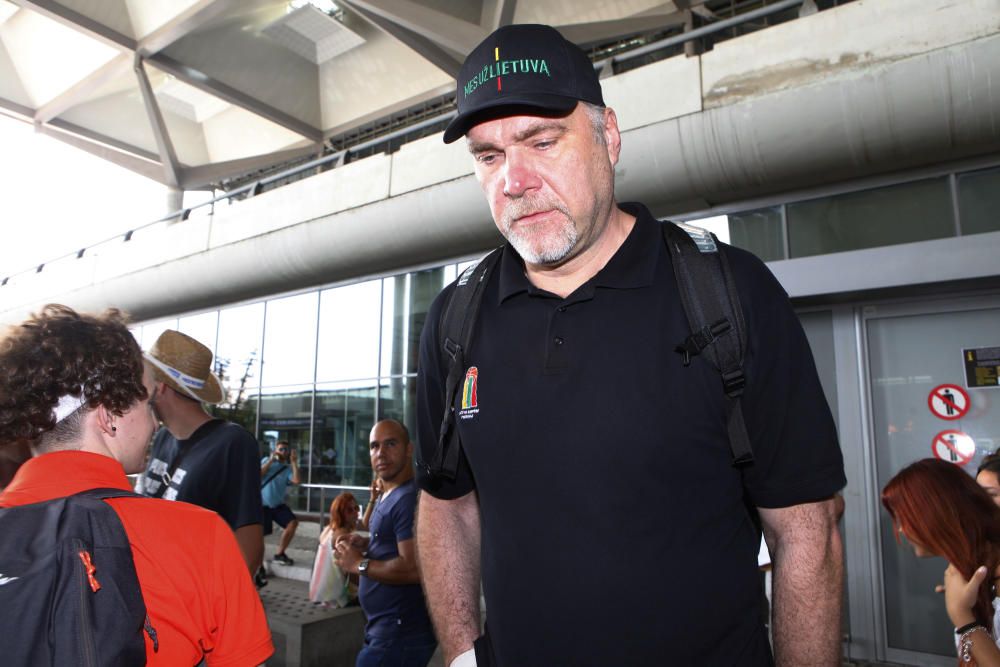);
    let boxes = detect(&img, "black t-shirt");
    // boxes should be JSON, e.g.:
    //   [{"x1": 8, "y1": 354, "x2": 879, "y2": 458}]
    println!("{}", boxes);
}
[
  {"x1": 138, "y1": 419, "x2": 263, "y2": 530},
  {"x1": 415, "y1": 202, "x2": 846, "y2": 666}
]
